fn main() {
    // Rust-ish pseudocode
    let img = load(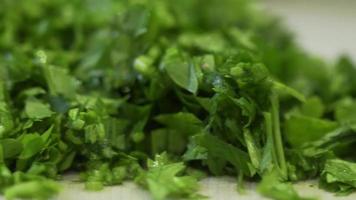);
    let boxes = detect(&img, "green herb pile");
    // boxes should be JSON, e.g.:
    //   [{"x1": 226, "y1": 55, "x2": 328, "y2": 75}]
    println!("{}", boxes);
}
[{"x1": 1, "y1": 0, "x2": 356, "y2": 199}]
